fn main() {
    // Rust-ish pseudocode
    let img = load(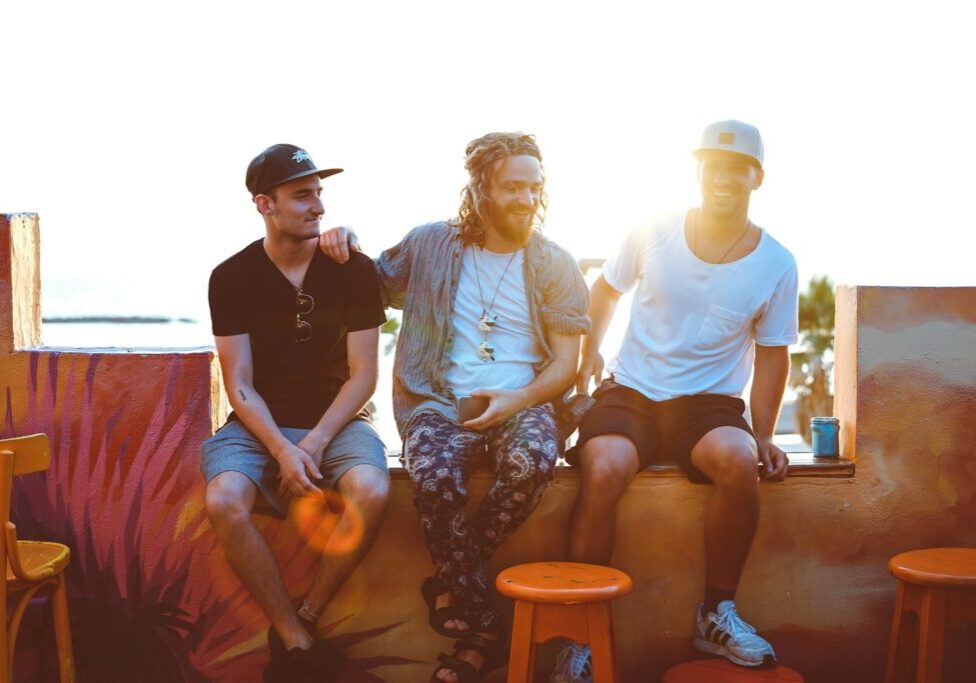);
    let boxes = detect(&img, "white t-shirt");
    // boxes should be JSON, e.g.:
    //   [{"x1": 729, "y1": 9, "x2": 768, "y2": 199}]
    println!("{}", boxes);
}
[
  {"x1": 445, "y1": 247, "x2": 542, "y2": 395},
  {"x1": 604, "y1": 210, "x2": 798, "y2": 401}
]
